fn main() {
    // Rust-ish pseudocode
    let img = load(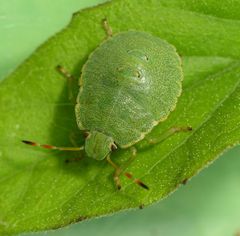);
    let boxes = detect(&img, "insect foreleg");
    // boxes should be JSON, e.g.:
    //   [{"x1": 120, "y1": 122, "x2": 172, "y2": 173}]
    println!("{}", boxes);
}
[
  {"x1": 106, "y1": 154, "x2": 149, "y2": 190},
  {"x1": 22, "y1": 140, "x2": 84, "y2": 151},
  {"x1": 106, "y1": 155, "x2": 122, "y2": 190}
]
